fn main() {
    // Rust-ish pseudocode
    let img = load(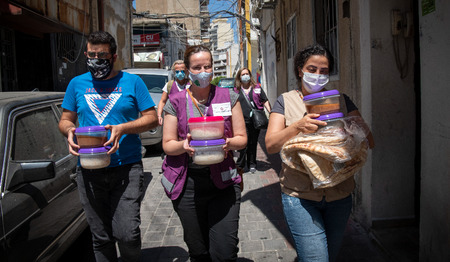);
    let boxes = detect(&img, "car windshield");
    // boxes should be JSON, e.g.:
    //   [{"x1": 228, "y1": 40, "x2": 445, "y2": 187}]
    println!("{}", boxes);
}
[
  {"x1": 219, "y1": 78, "x2": 234, "y2": 88},
  {"x1": 137, "y1": 74, "x2": 168, "y2": 93}
]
